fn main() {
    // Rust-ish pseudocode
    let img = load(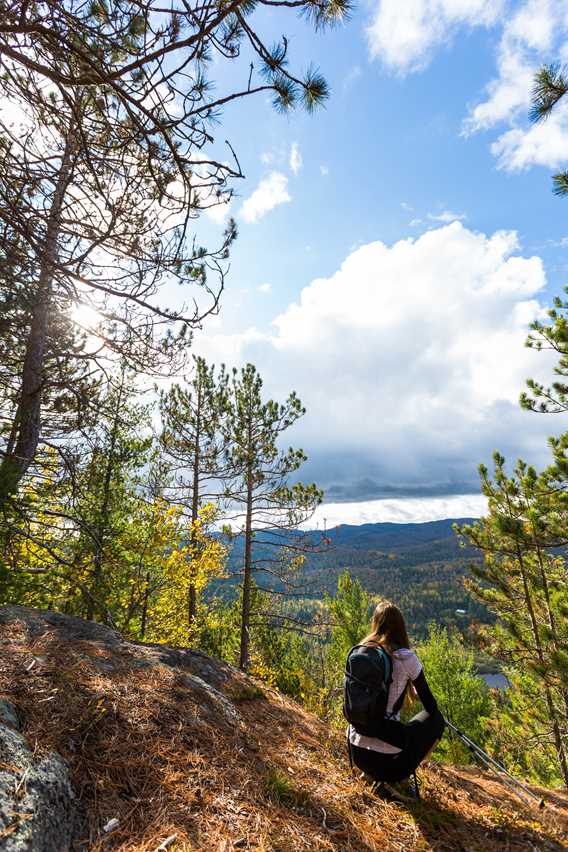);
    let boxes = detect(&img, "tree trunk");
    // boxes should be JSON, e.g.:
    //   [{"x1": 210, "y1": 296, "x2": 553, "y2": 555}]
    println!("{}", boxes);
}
[
  {"x1": 140, "y1": 570, "x2": 151, "y2": 639},
  {"x1": 0, "y1": 135, "x2": 75, "y2": 507},
  {"x1": 516, "y1": 544, "x2": 568, "y2": 787},
  {"x1": 86, "y1": 374, "x2": 125, "y2": 621},
  {"x1": 188, "y1": 385, "x2": 202, "y2": 633},
  {"x1": 532, "y1": 537, "x2": 568, "y2": 739},
  {"x1": 239, "y1": 460, "x2": 254, "y2": 671}
]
